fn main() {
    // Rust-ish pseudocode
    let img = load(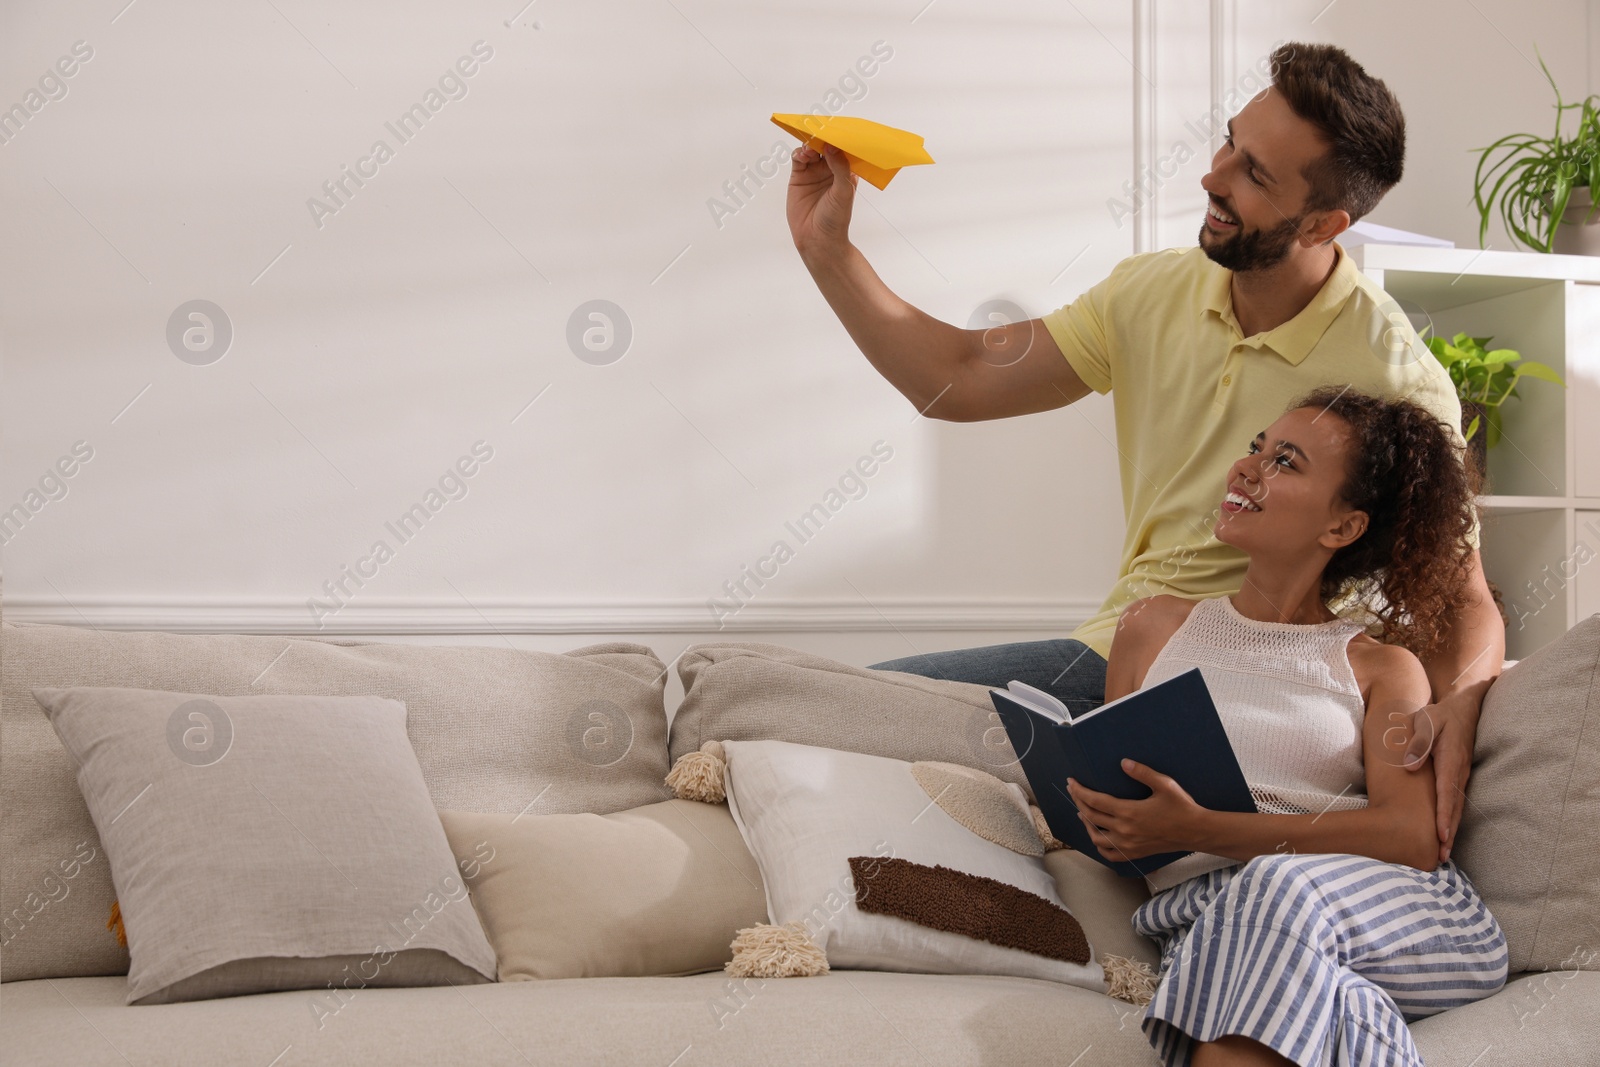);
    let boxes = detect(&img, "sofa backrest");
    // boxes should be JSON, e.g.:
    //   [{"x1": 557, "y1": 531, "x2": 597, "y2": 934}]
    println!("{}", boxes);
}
[
  {"x1": 670, "y1": 641, "x2": 1029, "y2": 791},
  {"x1": 1, "y1": 621, "x2": 673, "y2": 983}
]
